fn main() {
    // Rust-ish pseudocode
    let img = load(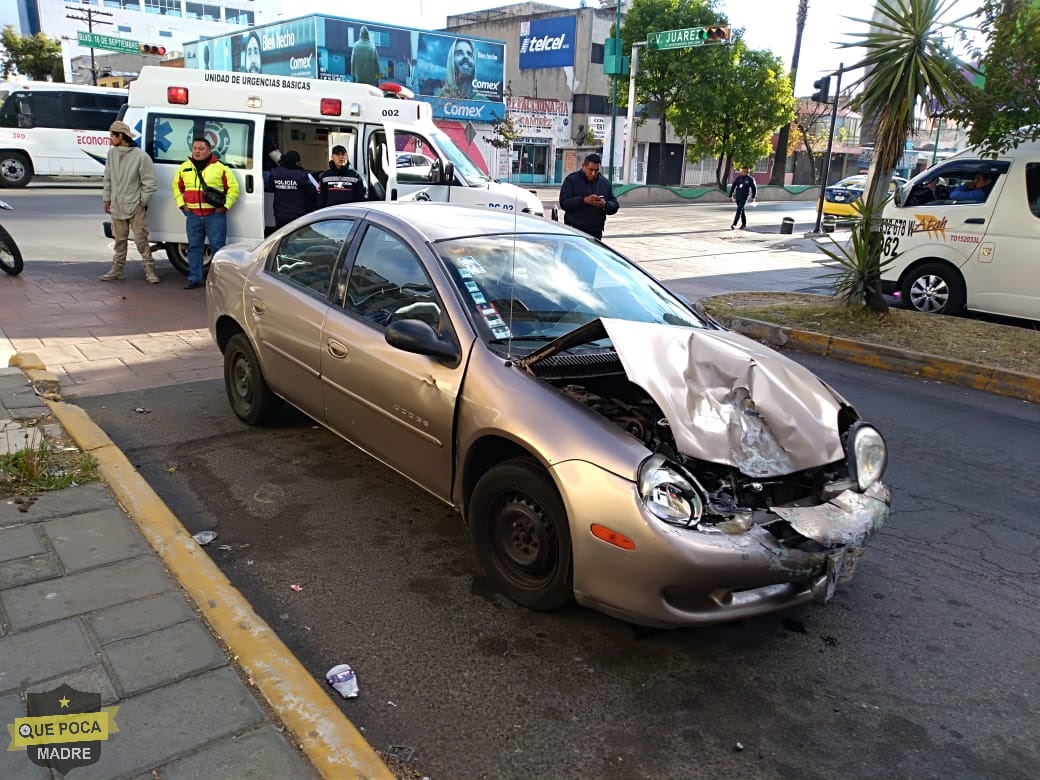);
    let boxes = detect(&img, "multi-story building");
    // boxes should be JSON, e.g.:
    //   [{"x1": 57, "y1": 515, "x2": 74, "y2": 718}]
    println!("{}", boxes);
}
[
  {"x1": 12, "y1": 0, "x2": 277, "y2": 83},
  {"x1": 443, "y1": 1, "x2": 689, "y2": 186}
]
